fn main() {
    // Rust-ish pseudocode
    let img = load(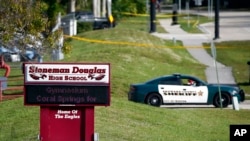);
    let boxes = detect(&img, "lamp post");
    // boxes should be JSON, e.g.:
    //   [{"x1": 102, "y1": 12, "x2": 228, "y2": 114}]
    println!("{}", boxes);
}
[
  {"x1": 172, "y1": 0, "x2": 178, "y2": 25},
  {"x1": 214, "y1": 0, "x2": 220, "y2": 39},
  {"x1": 149, "y1": 0, "x2": 156, "y2": 33}
]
